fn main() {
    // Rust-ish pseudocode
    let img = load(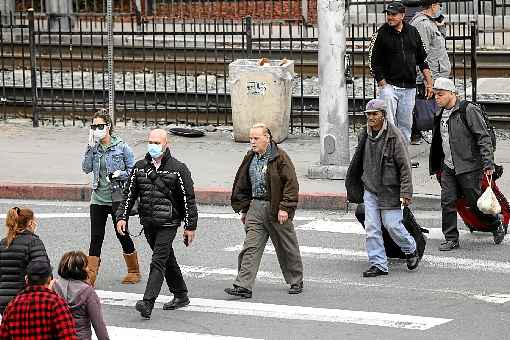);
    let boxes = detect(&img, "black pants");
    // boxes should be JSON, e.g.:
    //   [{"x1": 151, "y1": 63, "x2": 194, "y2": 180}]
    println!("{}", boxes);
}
[
  {"x1": 142, "y1": 224, "x2": 188, "y2": 304},
  {"x1": 441, "y1": 165, "x2": 500, "y2": 241},
  {"x1": 89, "y1": 202, "x2": 135, "y2": 257}
]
